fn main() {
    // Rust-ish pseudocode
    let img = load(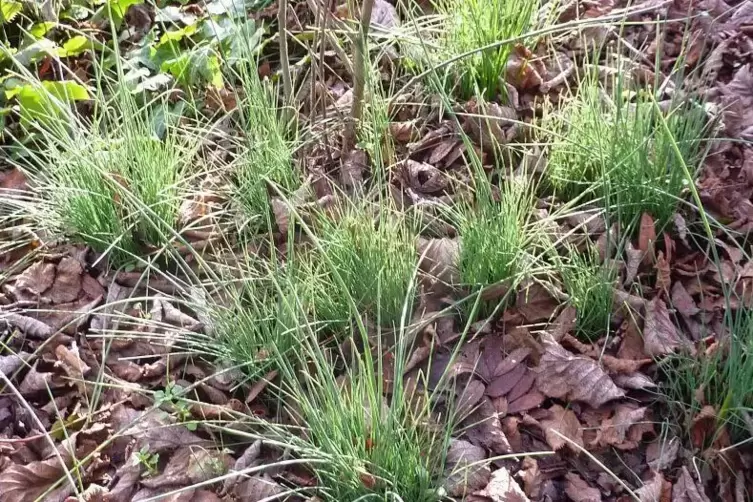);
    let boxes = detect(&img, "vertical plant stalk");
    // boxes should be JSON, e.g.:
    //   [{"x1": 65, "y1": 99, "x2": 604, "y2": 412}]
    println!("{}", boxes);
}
[
  {"x1": 278, "y1": 0, "x2": 293, "y2": 119},
  {"x1": 343, "y1": 0, "x2": 375, "y2": 150}
]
